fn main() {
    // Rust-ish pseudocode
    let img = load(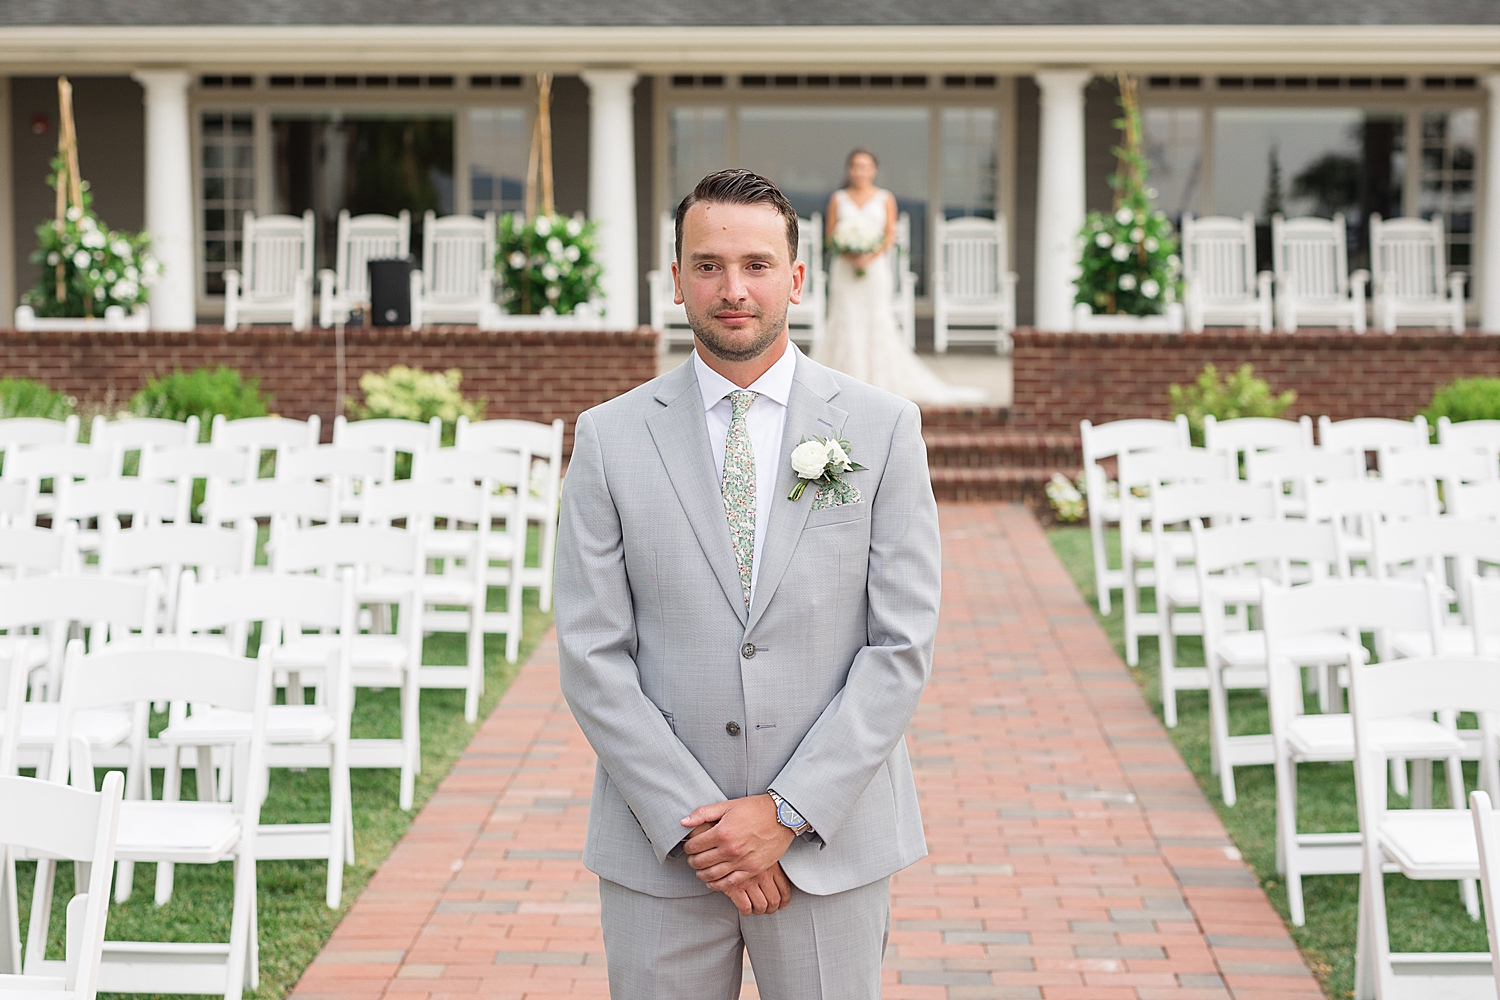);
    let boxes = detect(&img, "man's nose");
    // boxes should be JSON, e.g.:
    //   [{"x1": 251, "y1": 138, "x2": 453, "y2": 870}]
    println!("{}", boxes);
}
[{"x1": 720, "y1": 268, "x2": 749, "y2": 303}]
